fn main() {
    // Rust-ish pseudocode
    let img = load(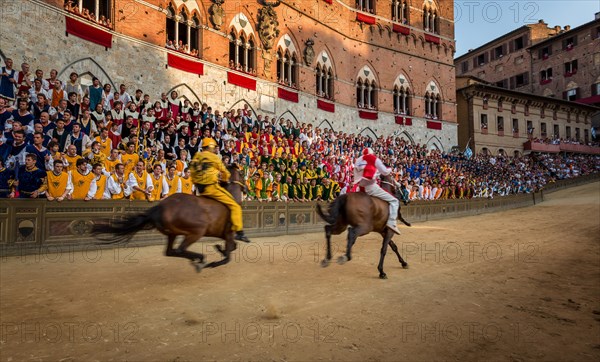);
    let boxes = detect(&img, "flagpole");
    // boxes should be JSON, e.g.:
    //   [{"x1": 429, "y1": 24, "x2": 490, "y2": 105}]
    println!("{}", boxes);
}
[{"x1": 464, "y1": 137, "x2": 472, "y2": 150}]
